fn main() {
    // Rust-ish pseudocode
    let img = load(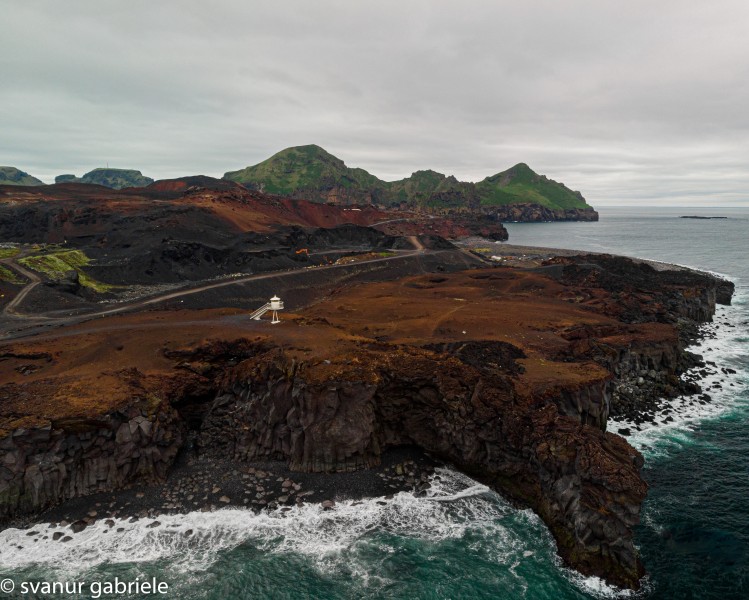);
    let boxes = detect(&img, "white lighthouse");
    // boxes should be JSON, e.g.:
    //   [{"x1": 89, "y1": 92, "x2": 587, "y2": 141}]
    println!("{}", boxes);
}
[{"x1": 249, "y1": 295, "x2": 285, "y2": 324}]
